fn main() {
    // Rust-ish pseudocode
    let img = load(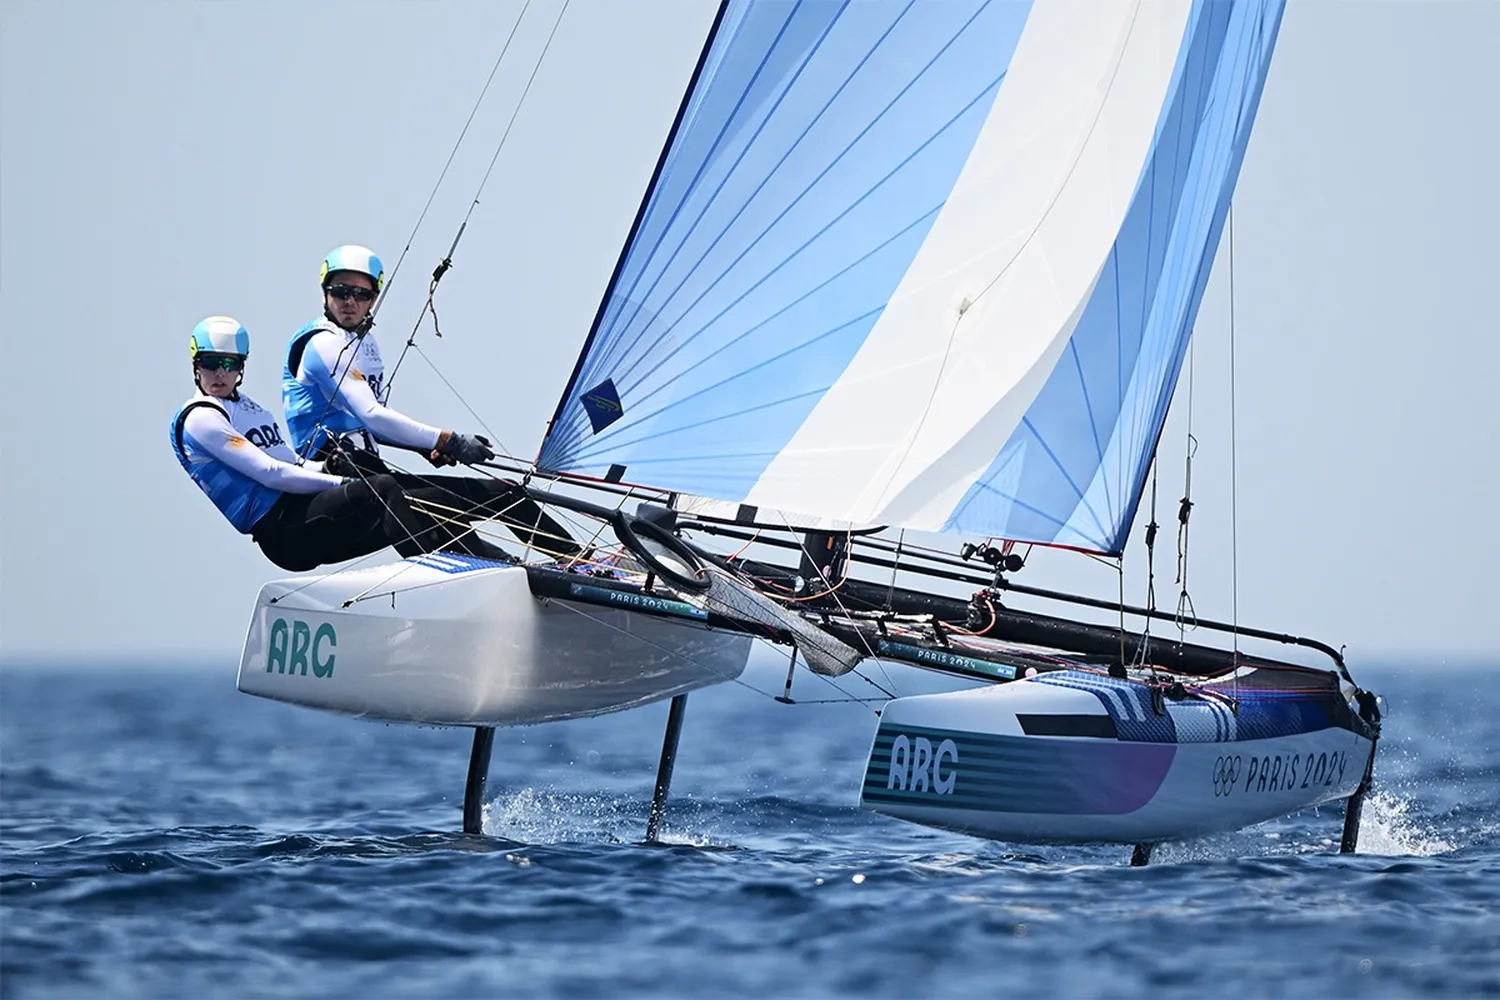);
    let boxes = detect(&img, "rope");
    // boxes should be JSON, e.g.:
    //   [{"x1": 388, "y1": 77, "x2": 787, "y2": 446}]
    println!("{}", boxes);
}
[
  {"x1": 304, "y1": 440, "x2": 567, "y2": 573},
  {"x1": 769, "y1": 513, "x2": 897, "y2": 703},
  {"x1": 287, "y1": 339, "x2": 447, "y2": 566},
  {"x1": 330, "y1": 452, "x2": 484, "y2": 564},
  {"x1": 273, "y1": 432, "x2": 552, "y2": 601}
]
